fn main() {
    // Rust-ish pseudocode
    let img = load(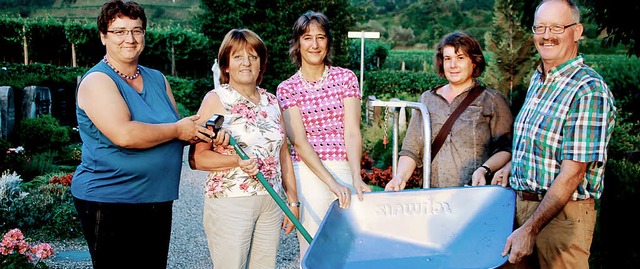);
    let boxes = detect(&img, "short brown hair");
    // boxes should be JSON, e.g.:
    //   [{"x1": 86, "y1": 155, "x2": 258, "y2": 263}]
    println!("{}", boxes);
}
[
  {"x1": 97, "y1": 0, "x2": 146, "y2": 35},
  {"x1": 434, "y1": 31, "x2": 486, "y2": 79},
  {"x1": 218, "y1": 29, "x2": 268, "y2": 85}
]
